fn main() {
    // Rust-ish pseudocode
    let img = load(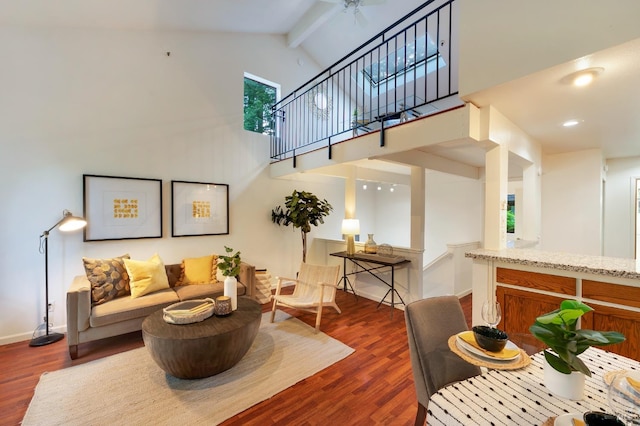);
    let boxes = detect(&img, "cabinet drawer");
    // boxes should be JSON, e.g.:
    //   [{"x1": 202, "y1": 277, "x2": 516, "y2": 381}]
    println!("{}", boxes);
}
[
  {"x1": 583, "y1": 280, "x2": 640, "y2": 309},
  {"x1": 496, "y1": 268, "x2": 575, "y2": 295}
]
